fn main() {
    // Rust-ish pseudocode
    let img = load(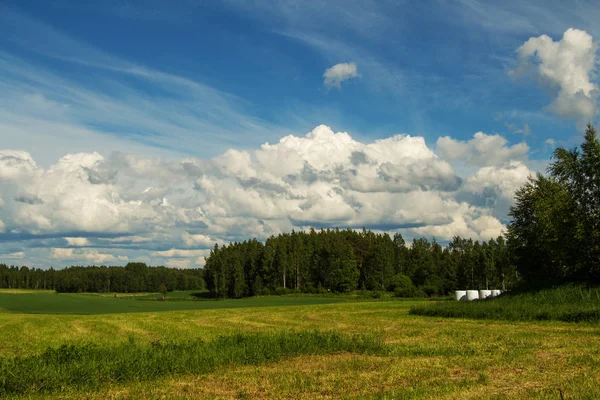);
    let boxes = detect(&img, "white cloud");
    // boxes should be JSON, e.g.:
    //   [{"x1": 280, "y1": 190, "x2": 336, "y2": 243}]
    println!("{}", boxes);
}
[
  {"x1": 50, "y1": 248, "x2": 128, "y2": 264},
  {"x1": 460, "y1": 161, "x2": 533, "y2": 219},
  {"x1": 436, "y1": 132, "x2": 529, "y2": 167},
  {"x1": 1, "y1": 125, "x2": 540, "y2": 267},
  {"x1": 163, "y1": 257, "x2": 206, "y2": 269},
  {"x1": 182, "y1": 232, "x2": 218, "y2": 248},
  {"x1": 323, "y1": 62, "x2": 358, "y2": 88},
  {"x1": 411, "y1": 214, "x2": 505, "y2": 242},
  {"x1": 51, "y1": 248, "x2": 74, "y2": 259},
  {"x1": 514, "y1": 28, "x2": 598, "y2": 125},
  {"x1": 0, "y1": 252, "x2": 24, "y2": 260},
  {"x1": 65, "y1": 237, "x2": 90, "y2": 247},
  {"x1": 152, "y1": 249, "x2": 210, "y2": 258},
  {"x1": 82, "y1": 251, "x2": 128, "y2": 264}
]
